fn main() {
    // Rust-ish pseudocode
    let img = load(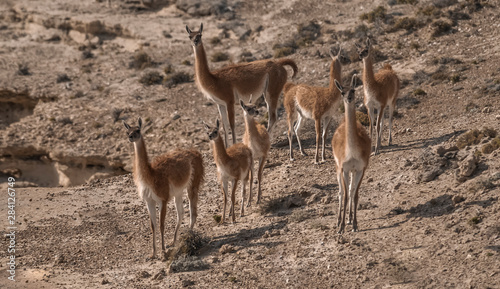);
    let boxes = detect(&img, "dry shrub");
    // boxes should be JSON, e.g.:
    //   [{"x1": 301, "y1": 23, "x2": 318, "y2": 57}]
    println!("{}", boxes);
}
[
  {"x1": 211, "y1": 52, "x2": 229, "y2": 62},
  {"x1": 296, "y1": 21, "x2": 321, "y2": 47},
  {"x1": 129, "y1": 51, "x2": 153, "y2": 70},
  {"x1": 456, "y1": 128, "x2": 498, "y2": 149},
  {"x1": 17, "y1": 63, "x2": 31, "y2": 76},
  {"x1": 396, "y1": 0, "x2": 418, "y2": 4},
  {"x1": 360, "y1": 6, "x2": 387, "y2": 23},
  {"x1": 356, "y1": 111, "x2": 370, "y2": 126},
  {"x1": 391, "y1": 17, "x2": 423, "y2": 31},
  {"x1": 164, "y1": 72, "x2": 192, "y2": 88},
  {"x1": 413, "y1": 88, "x2": 427, "y2": 96},
  {"x1": 166, "y1": 230, "x2": 209, "y2": 273},
  {"x1": 273, "y1": 40, "x2": 298, "y2": 58},
  {"x1": 431, "y1": 20, "x2": 453, "y2": 37},
  {"x1": 481, "y1": 137, "x2": 500, "y2": 154},
  {"x1": 139, "y1": 70, "x2": 163, "y2": 86}
]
